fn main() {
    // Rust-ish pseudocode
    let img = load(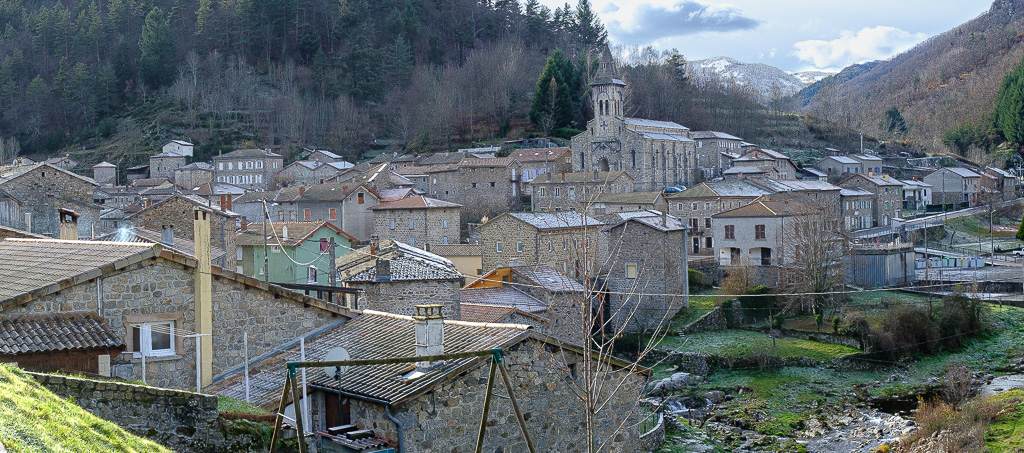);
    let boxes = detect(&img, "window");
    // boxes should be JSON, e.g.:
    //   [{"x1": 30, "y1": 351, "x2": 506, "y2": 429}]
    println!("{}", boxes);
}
[
  {"x1": 228, "y1": 162, "x2": 233, "y2": 170},
  {"x1": 705, "y1": 237, "x2": 713, "y2": 248},
  {"x1": 409, "y1": 220, "x2": 415, "y2": 230},
  {"x1": 496, "y1": 241, "x2": 503, "y2": 253},
  {"x1": 724, "y1": 225, "x2": 735, "y2": 240},
  {"x1": 329, "y1": 208, "x2": 337, "y2": 220},
  {"x1": 705, "y1": 202, "x2": 711, "y2": 210},
  {"x1": 130, "y1": 322, "x2": 174, "y2": 357},
  {"x1": 409, "y1": 237, "x2": 415, "y2": 246},
  {"x1": 307, "y1": 266, "x2": 318, "y2": 283},
  {"x1": 690, "y1": 218, "x2": 699, "y2": 229},
  {"x1": 472, "y1": 183, "x2": 477, "y2": 188},
  {"x1": 691, "y1": 203, "x2": 698, "y2": 210},
  {"x1": 442, "y1": 219, "x2": 448, "y2": 229},
  {"x1": 390, "y1": 220, "x2": 396, "y2": 230},
  {"x1": 218, "y1": 163, "x2": 224, "y2": 170},
  {"x1": 705, "y1": 218, "x2": 712, "y2": 228},
  {"x1": 755, "y1": 224, "x2": 766, "y2": 240},
  {"x1": 443, "y1": 236, "x2": 448, "y2": 244},
  {"x1": 548, "y1": 241, "x2": 553, "y2": 251},
  {"x1": 304, "y1": 209, "x2": 311, "y2": 221},
  {"x1": 357, "y1": 193, "x2": 364, "y2": 204},
  {"x1": 516, "y1": 241, "x2": 523, "y2": 253},
  {"x1": 236, "y1": 248, "x2": 243, "y2": 260},
  {"x1": 489, "y1": 182, "x2": 495, "y2": 187},
  {"x1": 625, "y1": 263, "x2": 638, "y2": 279}
]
